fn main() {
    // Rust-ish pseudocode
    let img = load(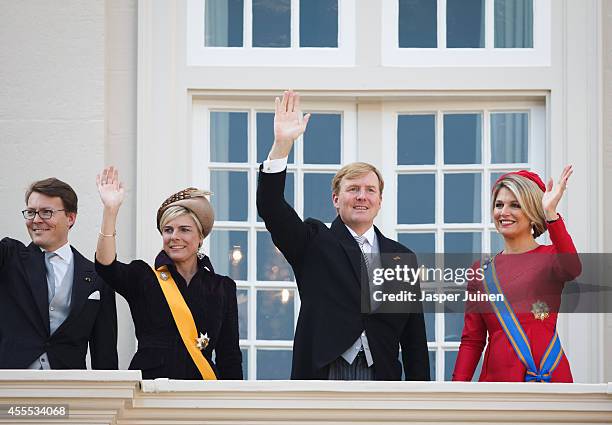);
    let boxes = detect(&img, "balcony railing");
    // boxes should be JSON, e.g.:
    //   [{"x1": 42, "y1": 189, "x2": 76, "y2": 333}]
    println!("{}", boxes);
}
[{"x1": 0, "y1": 371, "x2": 610, "y2": 424}]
